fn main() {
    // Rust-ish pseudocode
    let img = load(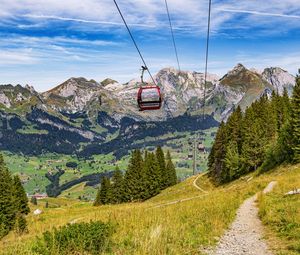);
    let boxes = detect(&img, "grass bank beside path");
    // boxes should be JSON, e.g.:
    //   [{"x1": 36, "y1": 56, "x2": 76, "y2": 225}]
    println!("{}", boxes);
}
[
  {"x1": 258, "y1": 164, "x2": 300, "y2": 255},
  {"x1": 1, "y1": 165, "x2": 299, "y2": 255}
]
